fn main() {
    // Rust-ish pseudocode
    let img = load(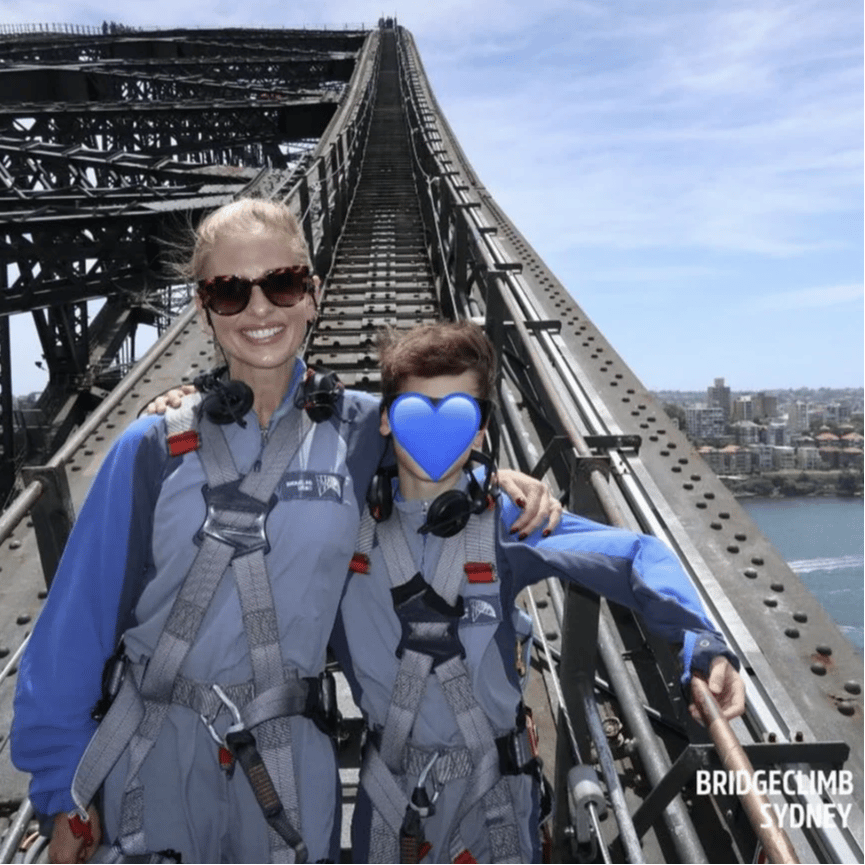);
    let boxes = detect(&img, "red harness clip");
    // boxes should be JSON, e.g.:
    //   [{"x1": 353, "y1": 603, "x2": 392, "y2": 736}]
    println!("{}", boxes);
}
[
  {"x1": 167, "y1": 430, "x2": 200, "y2": 457},
  {"x1": 464, "y1": 562, "x2": 495, "y2": 584},
  {"x1": 350, "y1": 552, "x2": 370, "y2": 574},
  {"x1": 68, "y1": 812, "x2": 94, "y2": 847}
]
